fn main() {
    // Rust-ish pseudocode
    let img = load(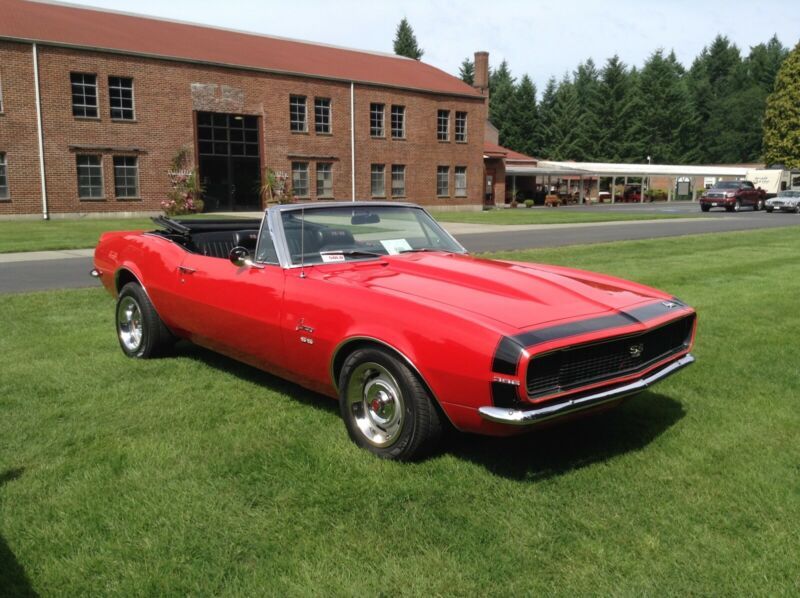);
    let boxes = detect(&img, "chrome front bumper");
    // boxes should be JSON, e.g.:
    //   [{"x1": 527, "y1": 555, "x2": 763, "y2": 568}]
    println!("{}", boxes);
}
[{"x1": 478, "y1": 353, "x2": 695, "y2": 426}]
